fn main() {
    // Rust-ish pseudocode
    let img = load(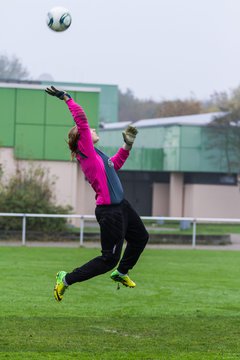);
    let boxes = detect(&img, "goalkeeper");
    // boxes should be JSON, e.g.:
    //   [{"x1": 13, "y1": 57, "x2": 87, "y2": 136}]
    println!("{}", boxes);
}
[{"x1": 45, "y1": 86, "x2": 149, "y2": 302}]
